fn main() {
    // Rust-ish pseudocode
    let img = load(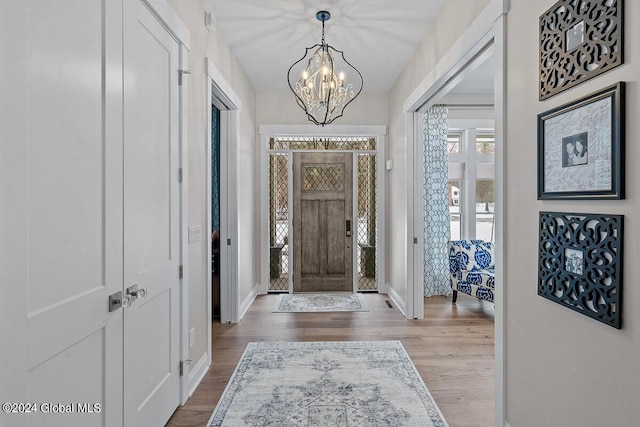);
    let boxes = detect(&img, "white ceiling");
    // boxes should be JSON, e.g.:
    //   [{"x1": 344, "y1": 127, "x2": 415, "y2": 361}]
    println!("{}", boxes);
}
[{"x1": 205, "y1": 0, "x2": 448, "y2": 92}]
